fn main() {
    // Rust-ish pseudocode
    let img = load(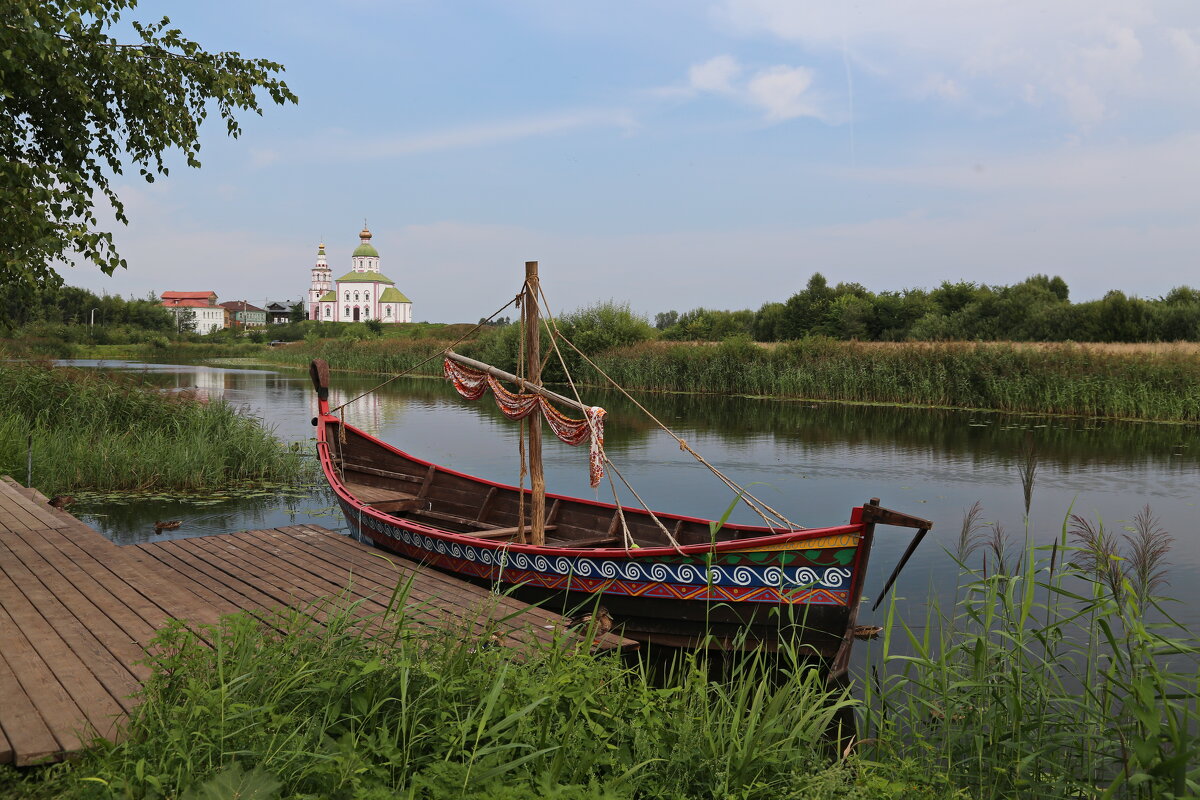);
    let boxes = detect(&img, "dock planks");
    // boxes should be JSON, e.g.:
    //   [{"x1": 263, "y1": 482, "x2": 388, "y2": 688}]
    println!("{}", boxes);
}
[{"x1": 0, "y1": 478, "x2": 631, "y2": 765}]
